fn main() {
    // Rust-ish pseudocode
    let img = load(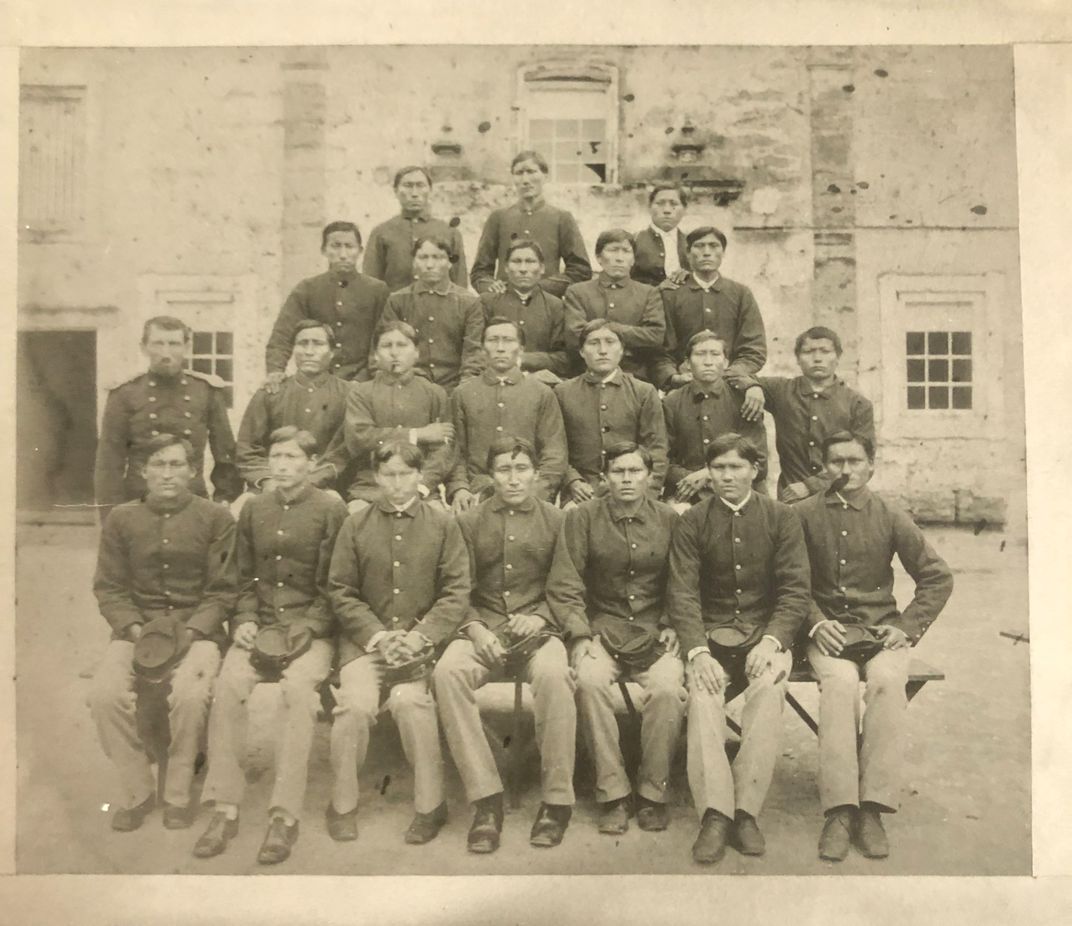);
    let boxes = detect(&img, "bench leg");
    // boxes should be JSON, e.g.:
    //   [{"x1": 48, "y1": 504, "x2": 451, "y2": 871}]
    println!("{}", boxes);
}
[
  {"x1": 785, "y1": 690, "x2": 819, "y2": 736},
  {"x1": 509, "y1": 678, "x2": 524, "y2": 809}
]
